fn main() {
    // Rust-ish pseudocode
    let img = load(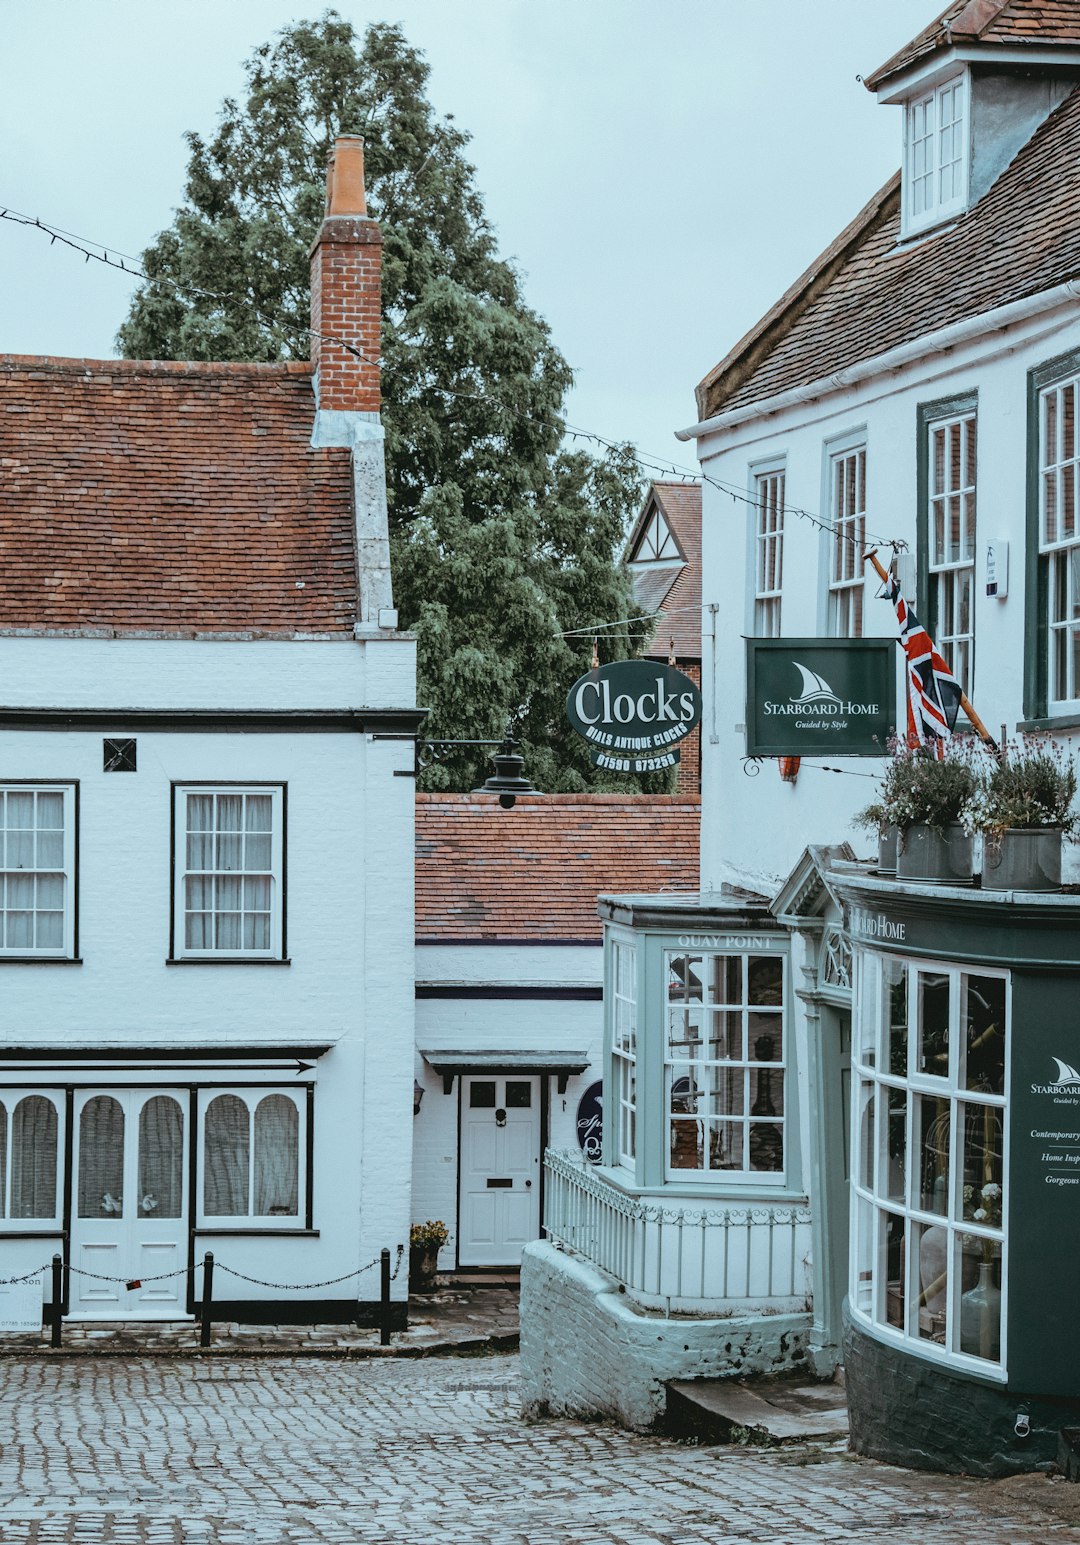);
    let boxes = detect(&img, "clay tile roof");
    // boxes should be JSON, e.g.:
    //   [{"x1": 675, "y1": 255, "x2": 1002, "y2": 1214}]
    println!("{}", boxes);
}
[
  {"x1": 0, "y1": 356, "x2": 358, "y2": 635},
  {"x1": 697, "y1": 81, "x2": 1080, "y2": 419},
  {"x1": 415, "y1": 793, "x2": 700, "y2": 941},
  {"x1": 866, "y1": 0, "x2": 1080, "y2": 93},
  {"x1": 626, "y1": 482, "x2": 702, "y2": 661}
]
